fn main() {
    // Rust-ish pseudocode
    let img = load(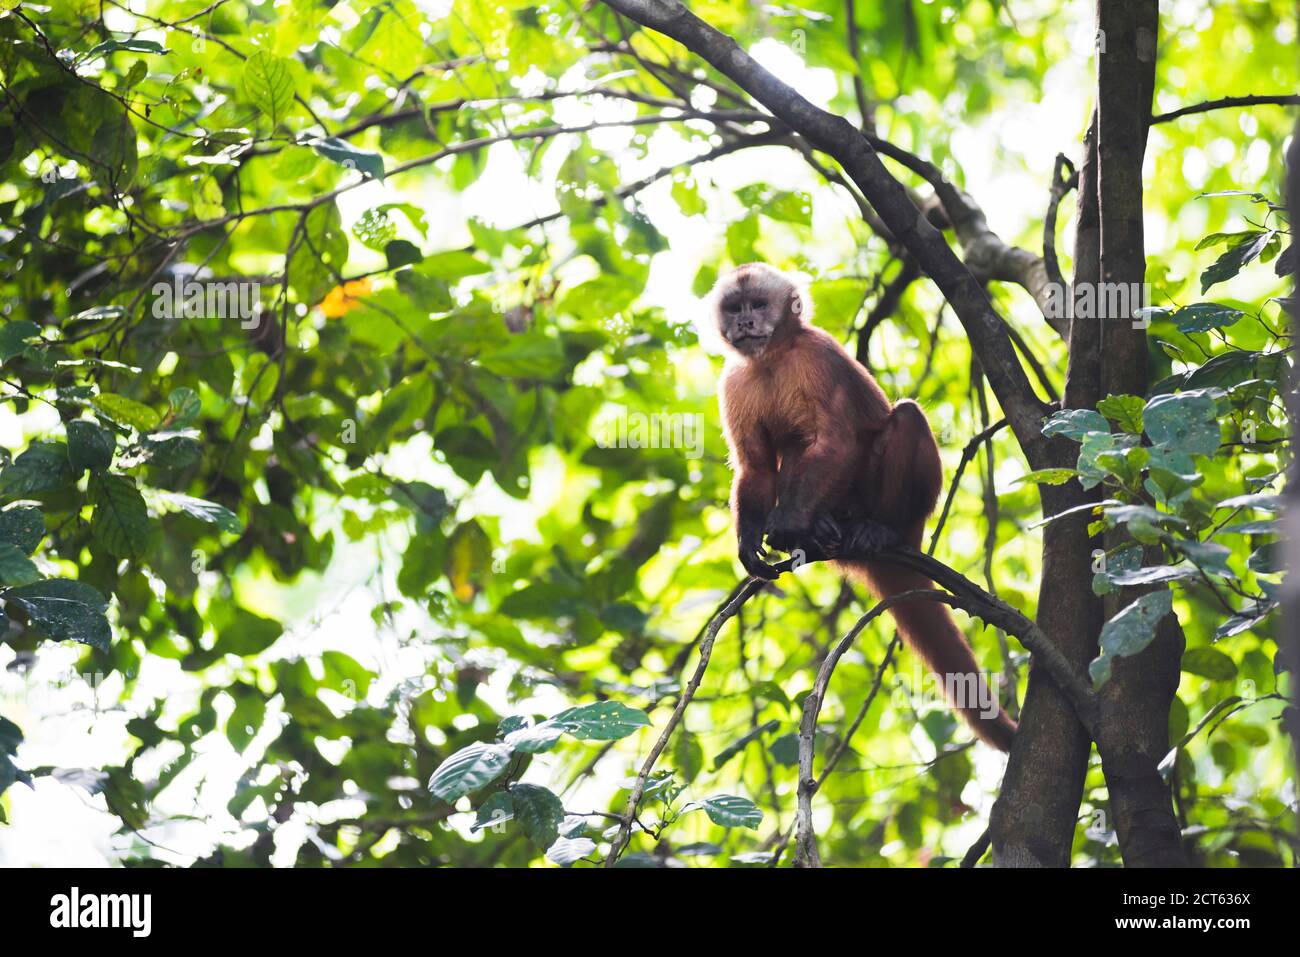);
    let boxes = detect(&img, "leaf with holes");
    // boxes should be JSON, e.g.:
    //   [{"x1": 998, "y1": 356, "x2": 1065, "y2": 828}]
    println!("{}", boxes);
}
[{"x1": 551, "y1": 701, "x2": 650, "y2": 740}]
